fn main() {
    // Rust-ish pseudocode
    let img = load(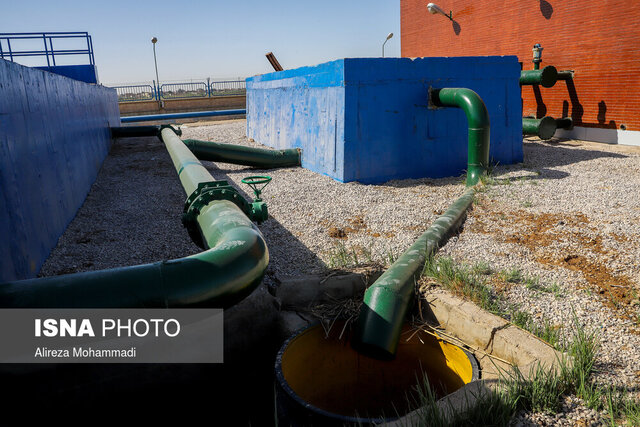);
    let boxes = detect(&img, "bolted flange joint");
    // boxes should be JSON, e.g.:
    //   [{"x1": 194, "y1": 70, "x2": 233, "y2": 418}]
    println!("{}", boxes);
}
[{"x1": 182, "y1": 180, "x2": 268, "y2": 248}]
